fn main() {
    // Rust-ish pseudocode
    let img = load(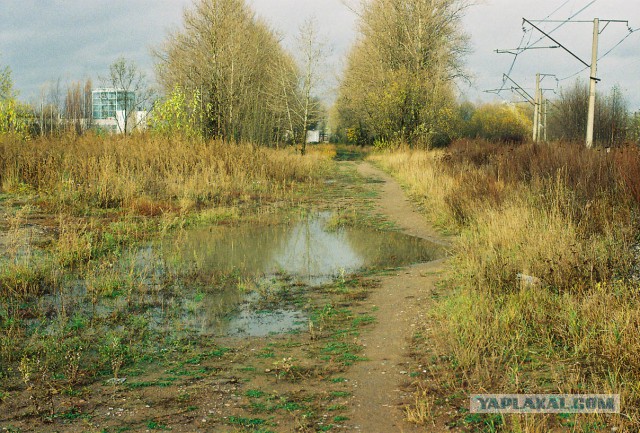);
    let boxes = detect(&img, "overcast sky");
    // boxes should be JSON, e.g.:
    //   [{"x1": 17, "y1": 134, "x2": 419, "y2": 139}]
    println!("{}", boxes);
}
[{"x1": 1, "y1": 0, "x2": 639, "y2": 108}]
